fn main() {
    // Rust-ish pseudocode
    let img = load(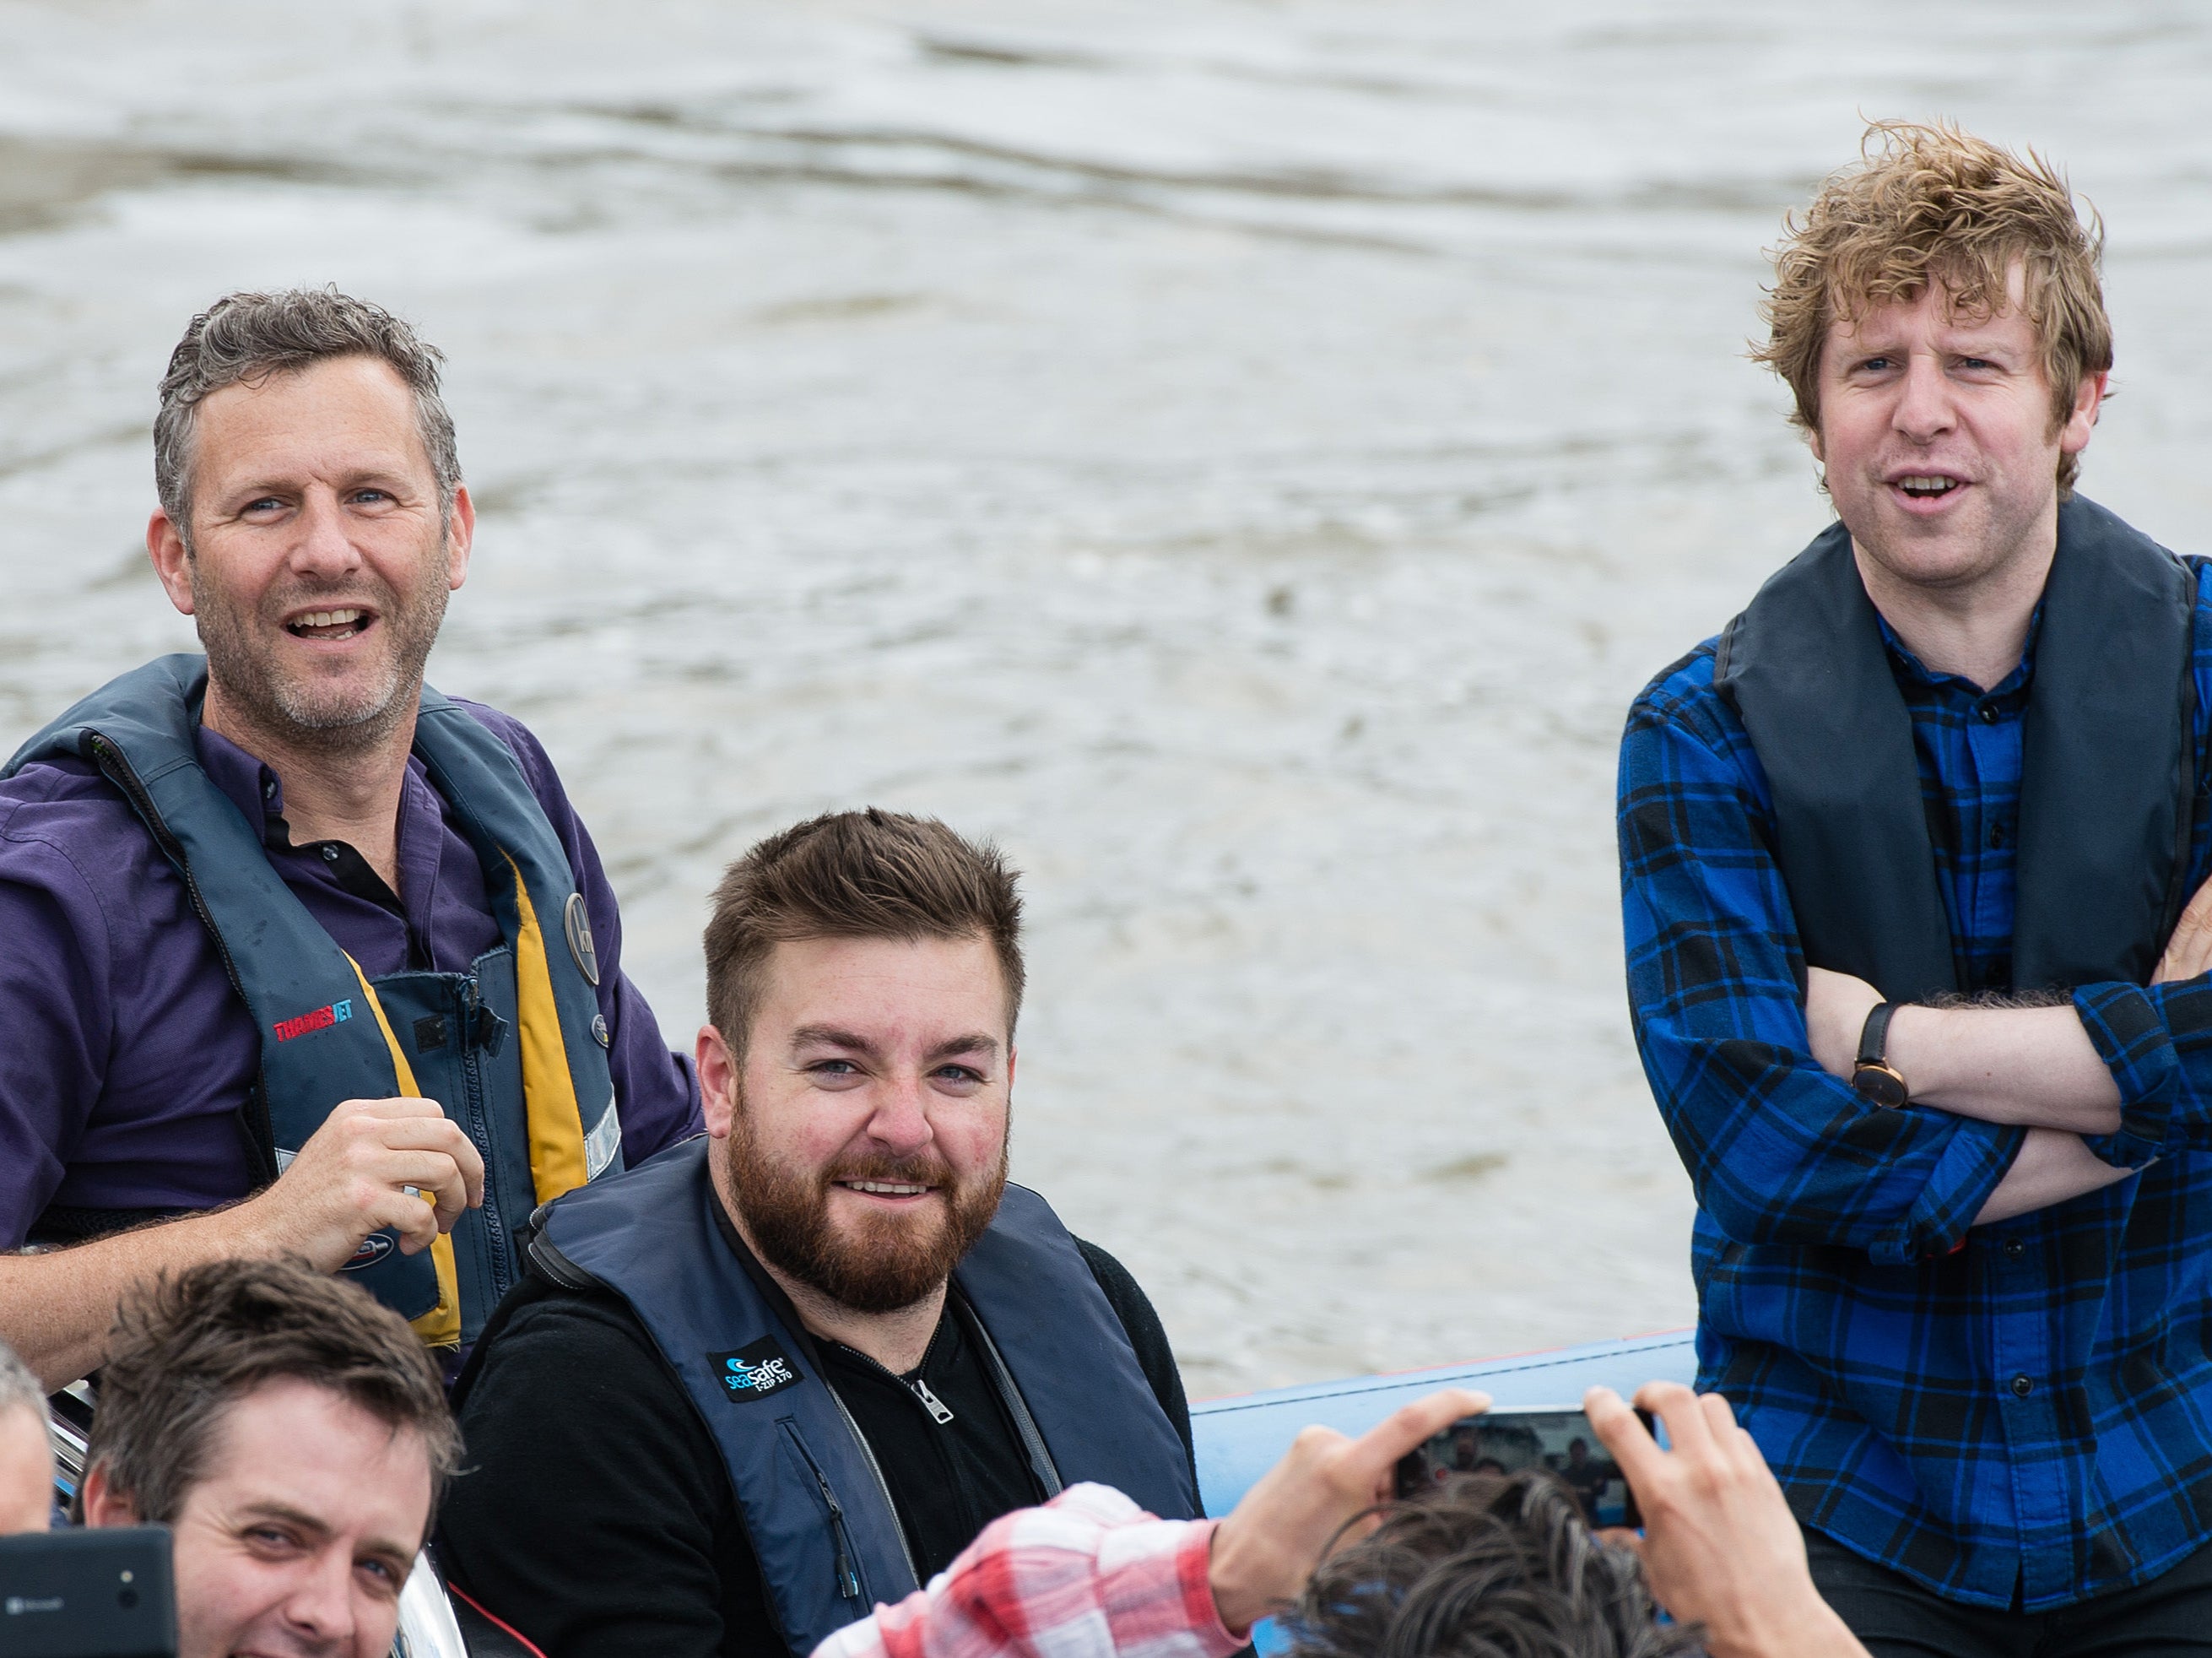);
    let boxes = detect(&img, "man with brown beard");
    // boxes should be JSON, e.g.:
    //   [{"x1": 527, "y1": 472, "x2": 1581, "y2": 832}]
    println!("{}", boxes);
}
[{"x1": 437, "y1": 810, "x2": 1199, "y2": 1658}]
